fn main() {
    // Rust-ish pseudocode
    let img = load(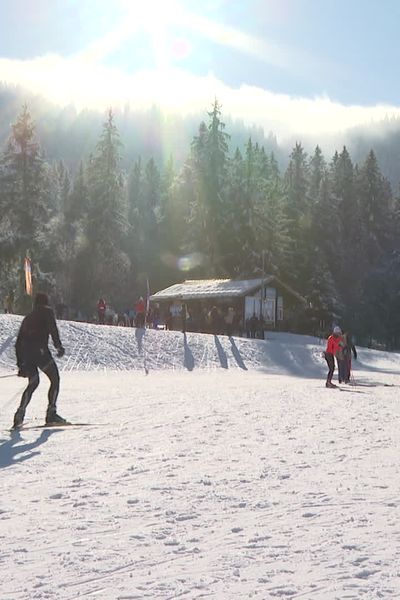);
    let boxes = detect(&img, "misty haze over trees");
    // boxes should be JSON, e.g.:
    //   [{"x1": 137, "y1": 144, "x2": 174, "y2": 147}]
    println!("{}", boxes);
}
[{"x1": 1, "y1": 84, "x2": 400, "y2": 348}]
